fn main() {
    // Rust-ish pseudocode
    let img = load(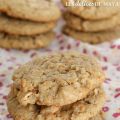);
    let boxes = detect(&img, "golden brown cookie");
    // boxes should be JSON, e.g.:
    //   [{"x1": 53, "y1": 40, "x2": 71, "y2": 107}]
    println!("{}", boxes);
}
[
  {"x1": 13, "y1": 51, "x2": 105, "y2": 106},
  {"x1": 0, "y1": 14, "x2": 56, "y2": 35},
  {"x1": 62, "y1": 0, "x2": 120, "y2": 20},
  {"x1": 0, "y1": 0, "x2": 61, "y2": 22},
  {"x1": 7, "y1": 85, "x2": 105, "y2": 120},
  {"x1": 0, "y1": 32, "x2": 54, "y2": 50},
  {"x1": 64, "y1": 12, "x2": 120, "y2": 32},
  {"x1": 63, "y1": 26, "x2": 120, "y2": 44}
]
